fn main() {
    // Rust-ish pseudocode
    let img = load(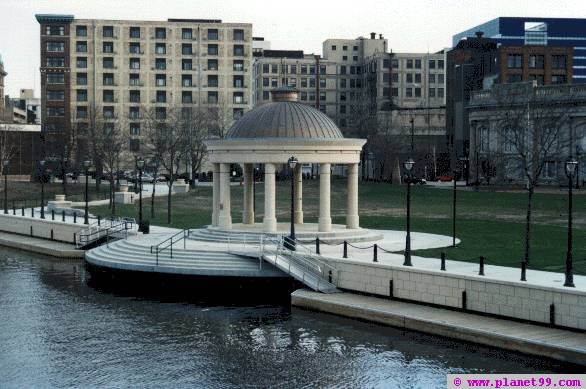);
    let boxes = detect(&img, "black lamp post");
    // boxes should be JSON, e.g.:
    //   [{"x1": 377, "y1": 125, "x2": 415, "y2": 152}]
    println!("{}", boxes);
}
[
  {"x1": 3, "y1": 160, "x2": 9, "y2": 214},
  {"x1": 137, "y1": 157, "x2": 145, "y2": 229},
  {"x1": 452, "y1": 167, "x2": 458, "y2": 248},
  {"x1": 83, "y1": 160, "x2": 91, "y2": 224},
  {"x1": 39, "y1": 160, "x2": 46, "y2": 219},
  {"x1": 564, "y1": 158, "x2": 578, "y2": 287},
  {"x1": 403, "y1": 158, "x2": 415, "y2": 266},
  {"x1": 284, "y1": 156, "x2": 298, "y2": 251},
  {"x1": 253, "y1": 166, "x2": 259, "y2": 216}
]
